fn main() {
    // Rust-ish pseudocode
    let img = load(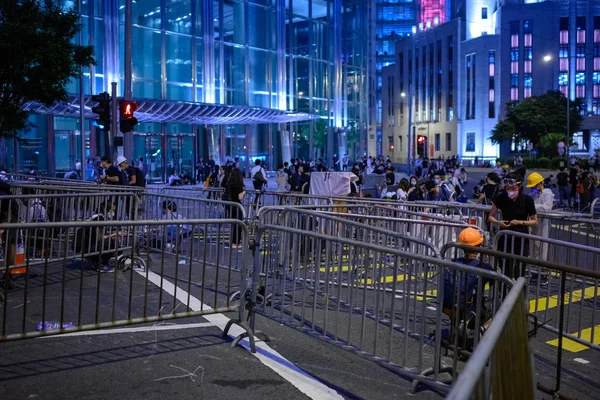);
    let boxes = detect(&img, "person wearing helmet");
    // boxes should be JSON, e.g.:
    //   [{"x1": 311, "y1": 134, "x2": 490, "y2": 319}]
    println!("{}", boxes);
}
[
  {"x1": 488, "y1": 172, "x2": 538, "y2": 279},
  {"x1": 526, "y1": 172, "x2": 553, "y2": 285},
  {"x1": 443, "y1": 227, "x2": 494, "y2": 349}
]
